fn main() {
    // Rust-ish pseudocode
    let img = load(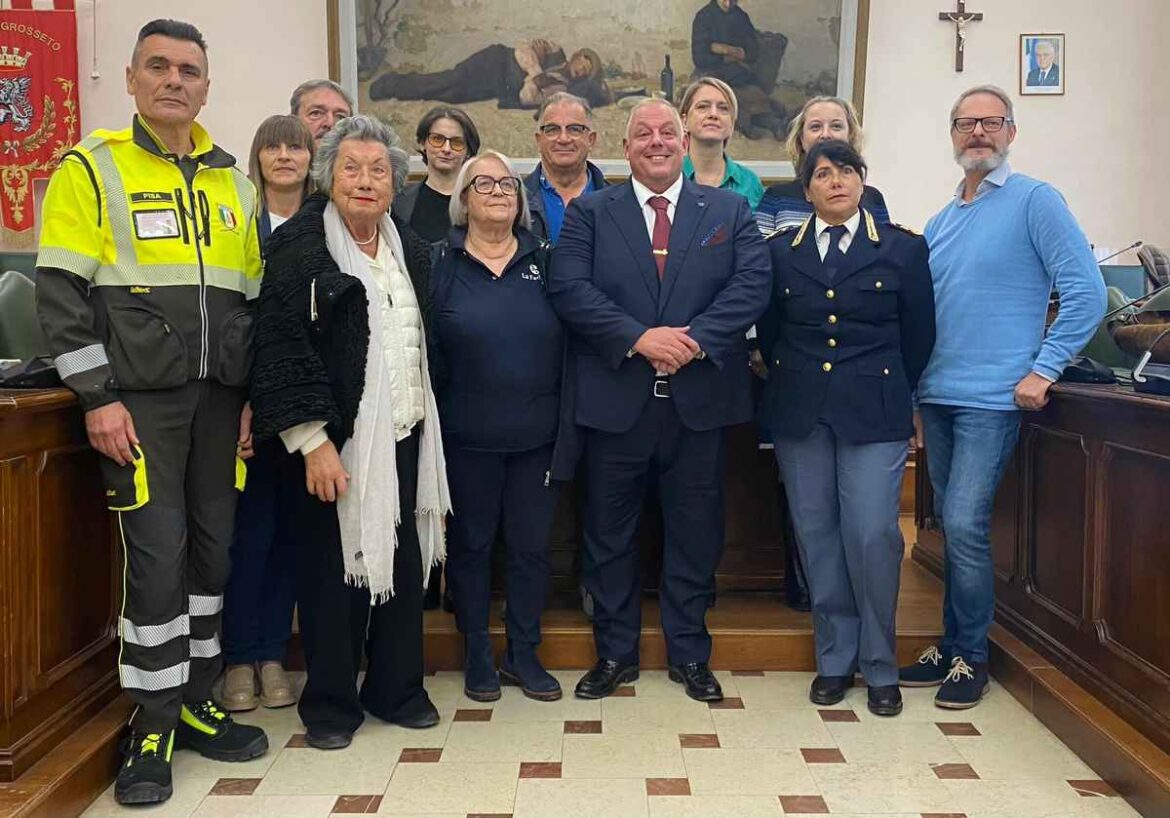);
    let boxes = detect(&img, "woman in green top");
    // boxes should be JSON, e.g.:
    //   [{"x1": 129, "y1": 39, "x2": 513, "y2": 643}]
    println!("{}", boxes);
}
[{"x1": 680, "y1": 76, "x2": 764, "y2": 209}]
